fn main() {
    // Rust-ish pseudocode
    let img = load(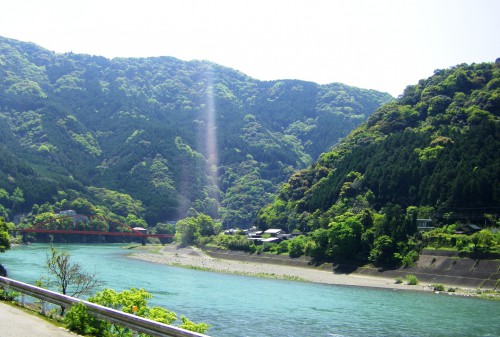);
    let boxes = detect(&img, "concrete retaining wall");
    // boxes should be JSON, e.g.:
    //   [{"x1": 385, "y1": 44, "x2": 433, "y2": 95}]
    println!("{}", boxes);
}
[
  {"x1": 203, "y1": 247, "x2": 499, "y2": 290},
  {"x1": 202, "y1": 247, "x2": 313, "y2": 268},
  {"x1": 355, "y1": 253, "x2": 500, "y2": 290}
]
